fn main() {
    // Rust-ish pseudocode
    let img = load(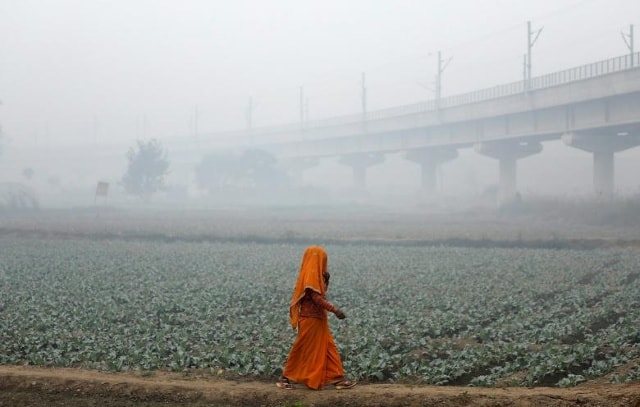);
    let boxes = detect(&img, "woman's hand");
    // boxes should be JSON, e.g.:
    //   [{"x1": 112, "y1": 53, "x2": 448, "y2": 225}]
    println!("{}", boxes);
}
[{"x1": 334, "y1": 308, "x2": 346, "y2": 319}]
